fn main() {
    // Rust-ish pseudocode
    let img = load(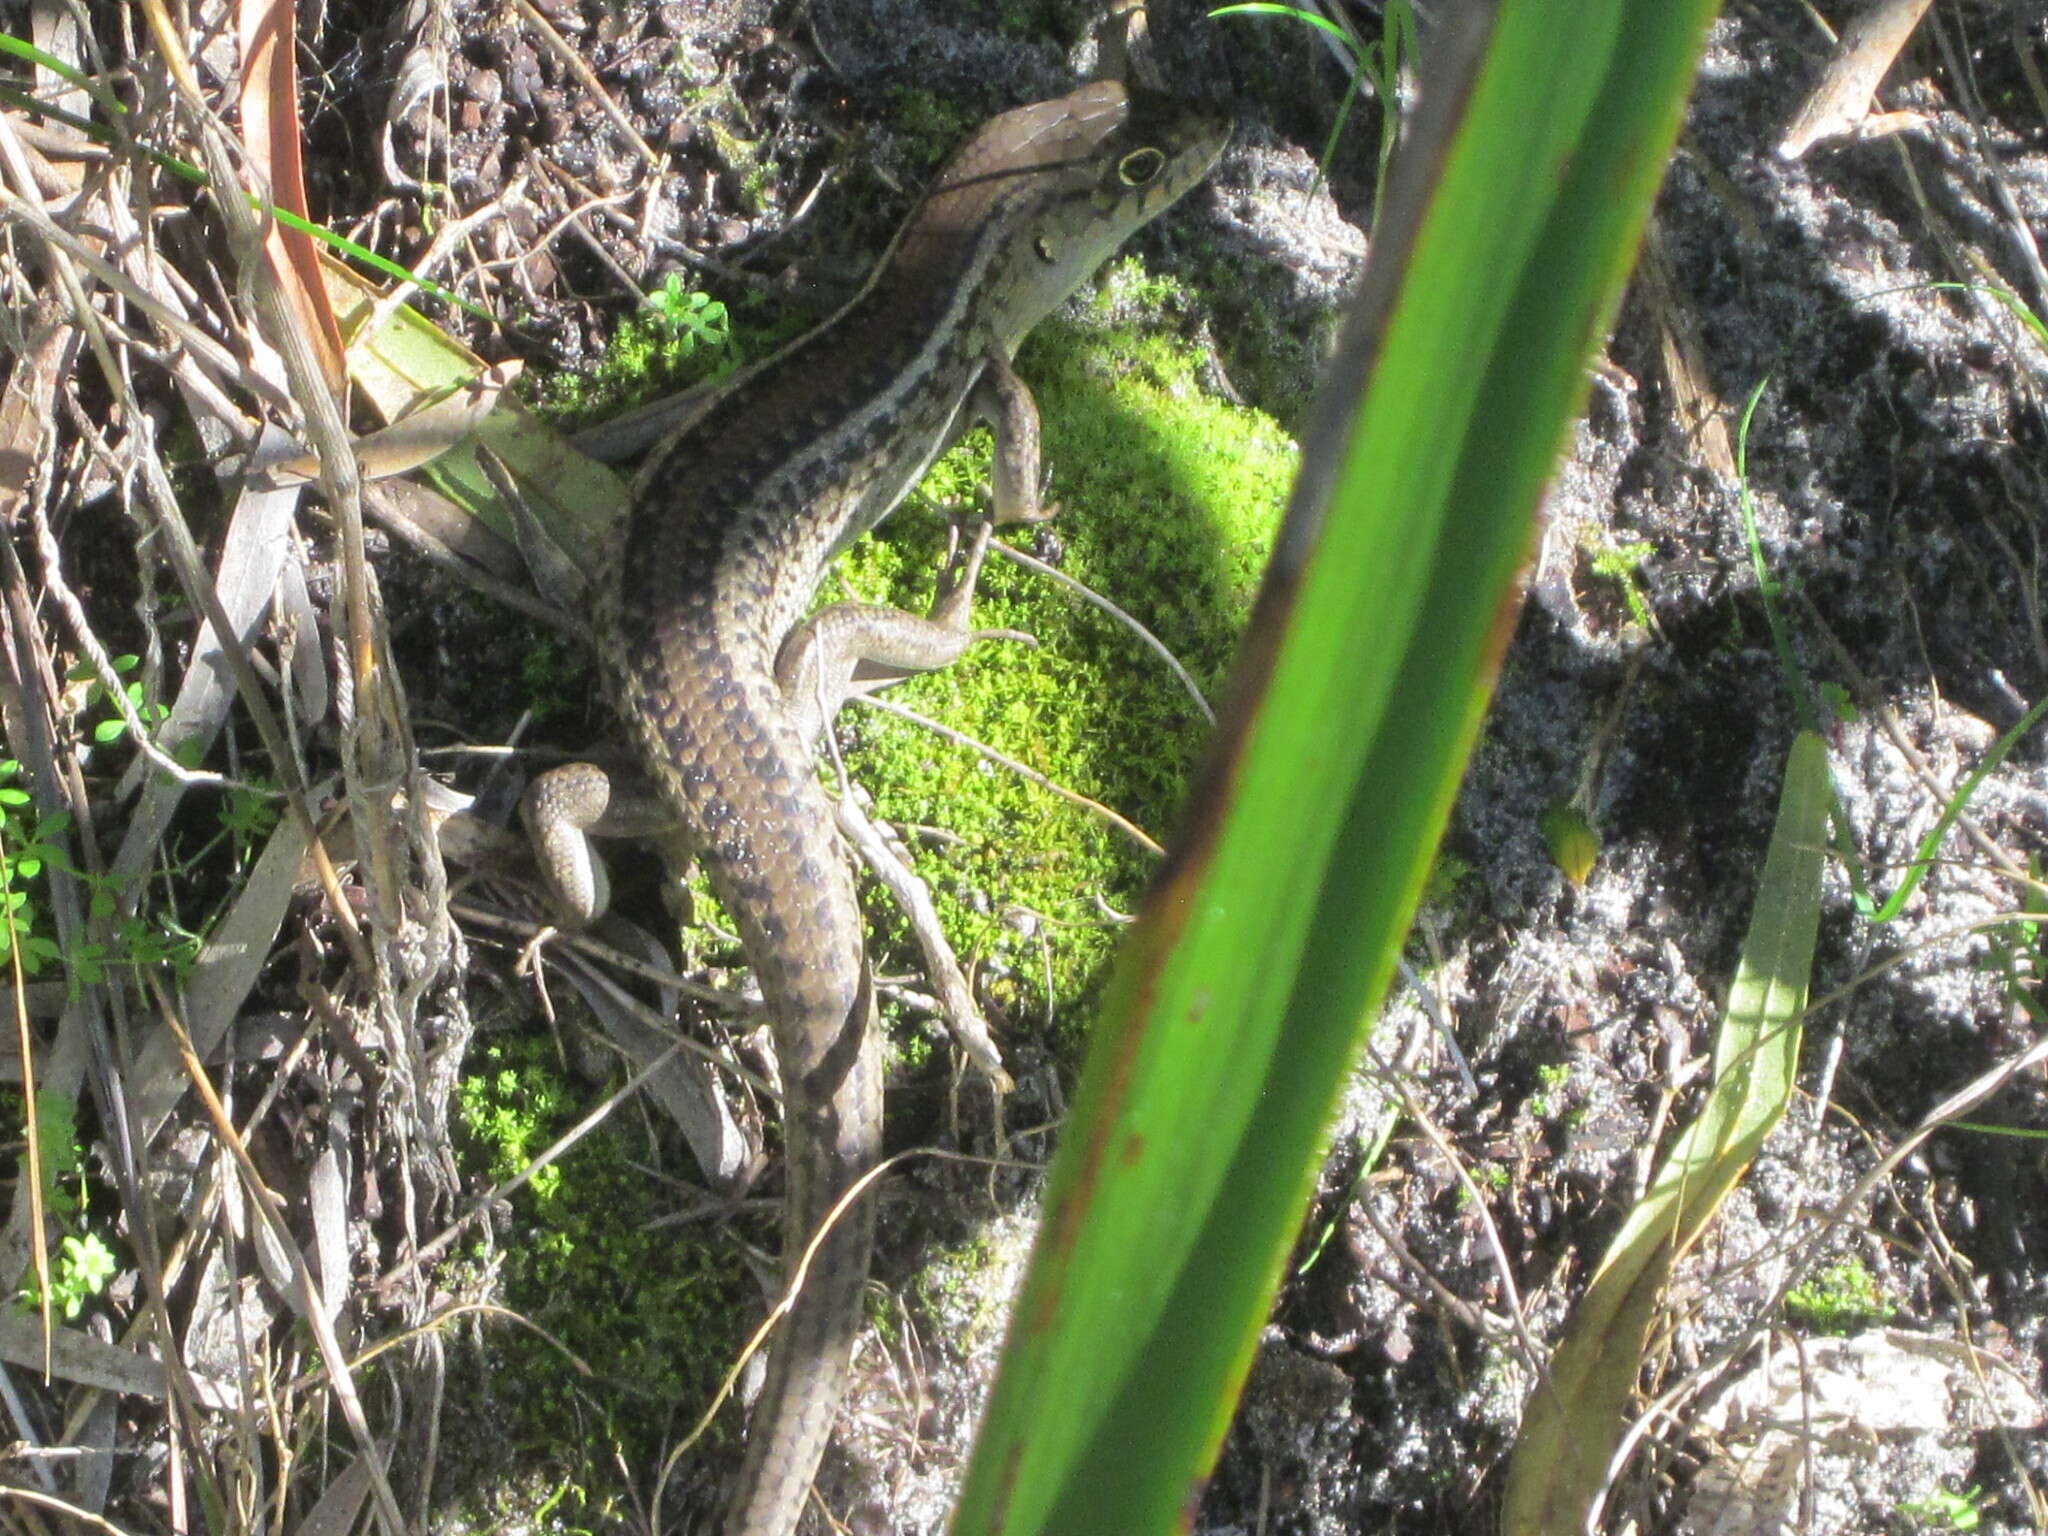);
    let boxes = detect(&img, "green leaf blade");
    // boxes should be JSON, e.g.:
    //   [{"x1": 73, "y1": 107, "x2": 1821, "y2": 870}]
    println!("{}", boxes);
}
[
  {"x1": 1502, "y1": 730, "x2": 1831, "y2": 1535},
  {"x1": 952, "y1": 3, "x2": 1721, "y2": 1532}
]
